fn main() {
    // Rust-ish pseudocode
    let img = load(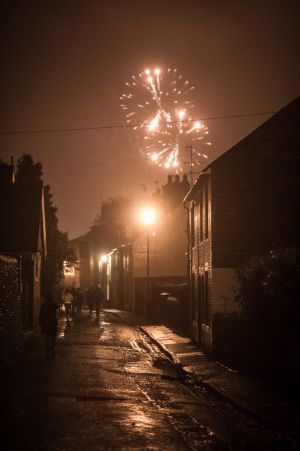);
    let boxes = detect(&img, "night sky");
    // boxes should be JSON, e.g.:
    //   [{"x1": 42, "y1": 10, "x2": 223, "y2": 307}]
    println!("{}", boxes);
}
[{"x1": 0, "y1": 1, "x2": 299, "y2": 238}]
